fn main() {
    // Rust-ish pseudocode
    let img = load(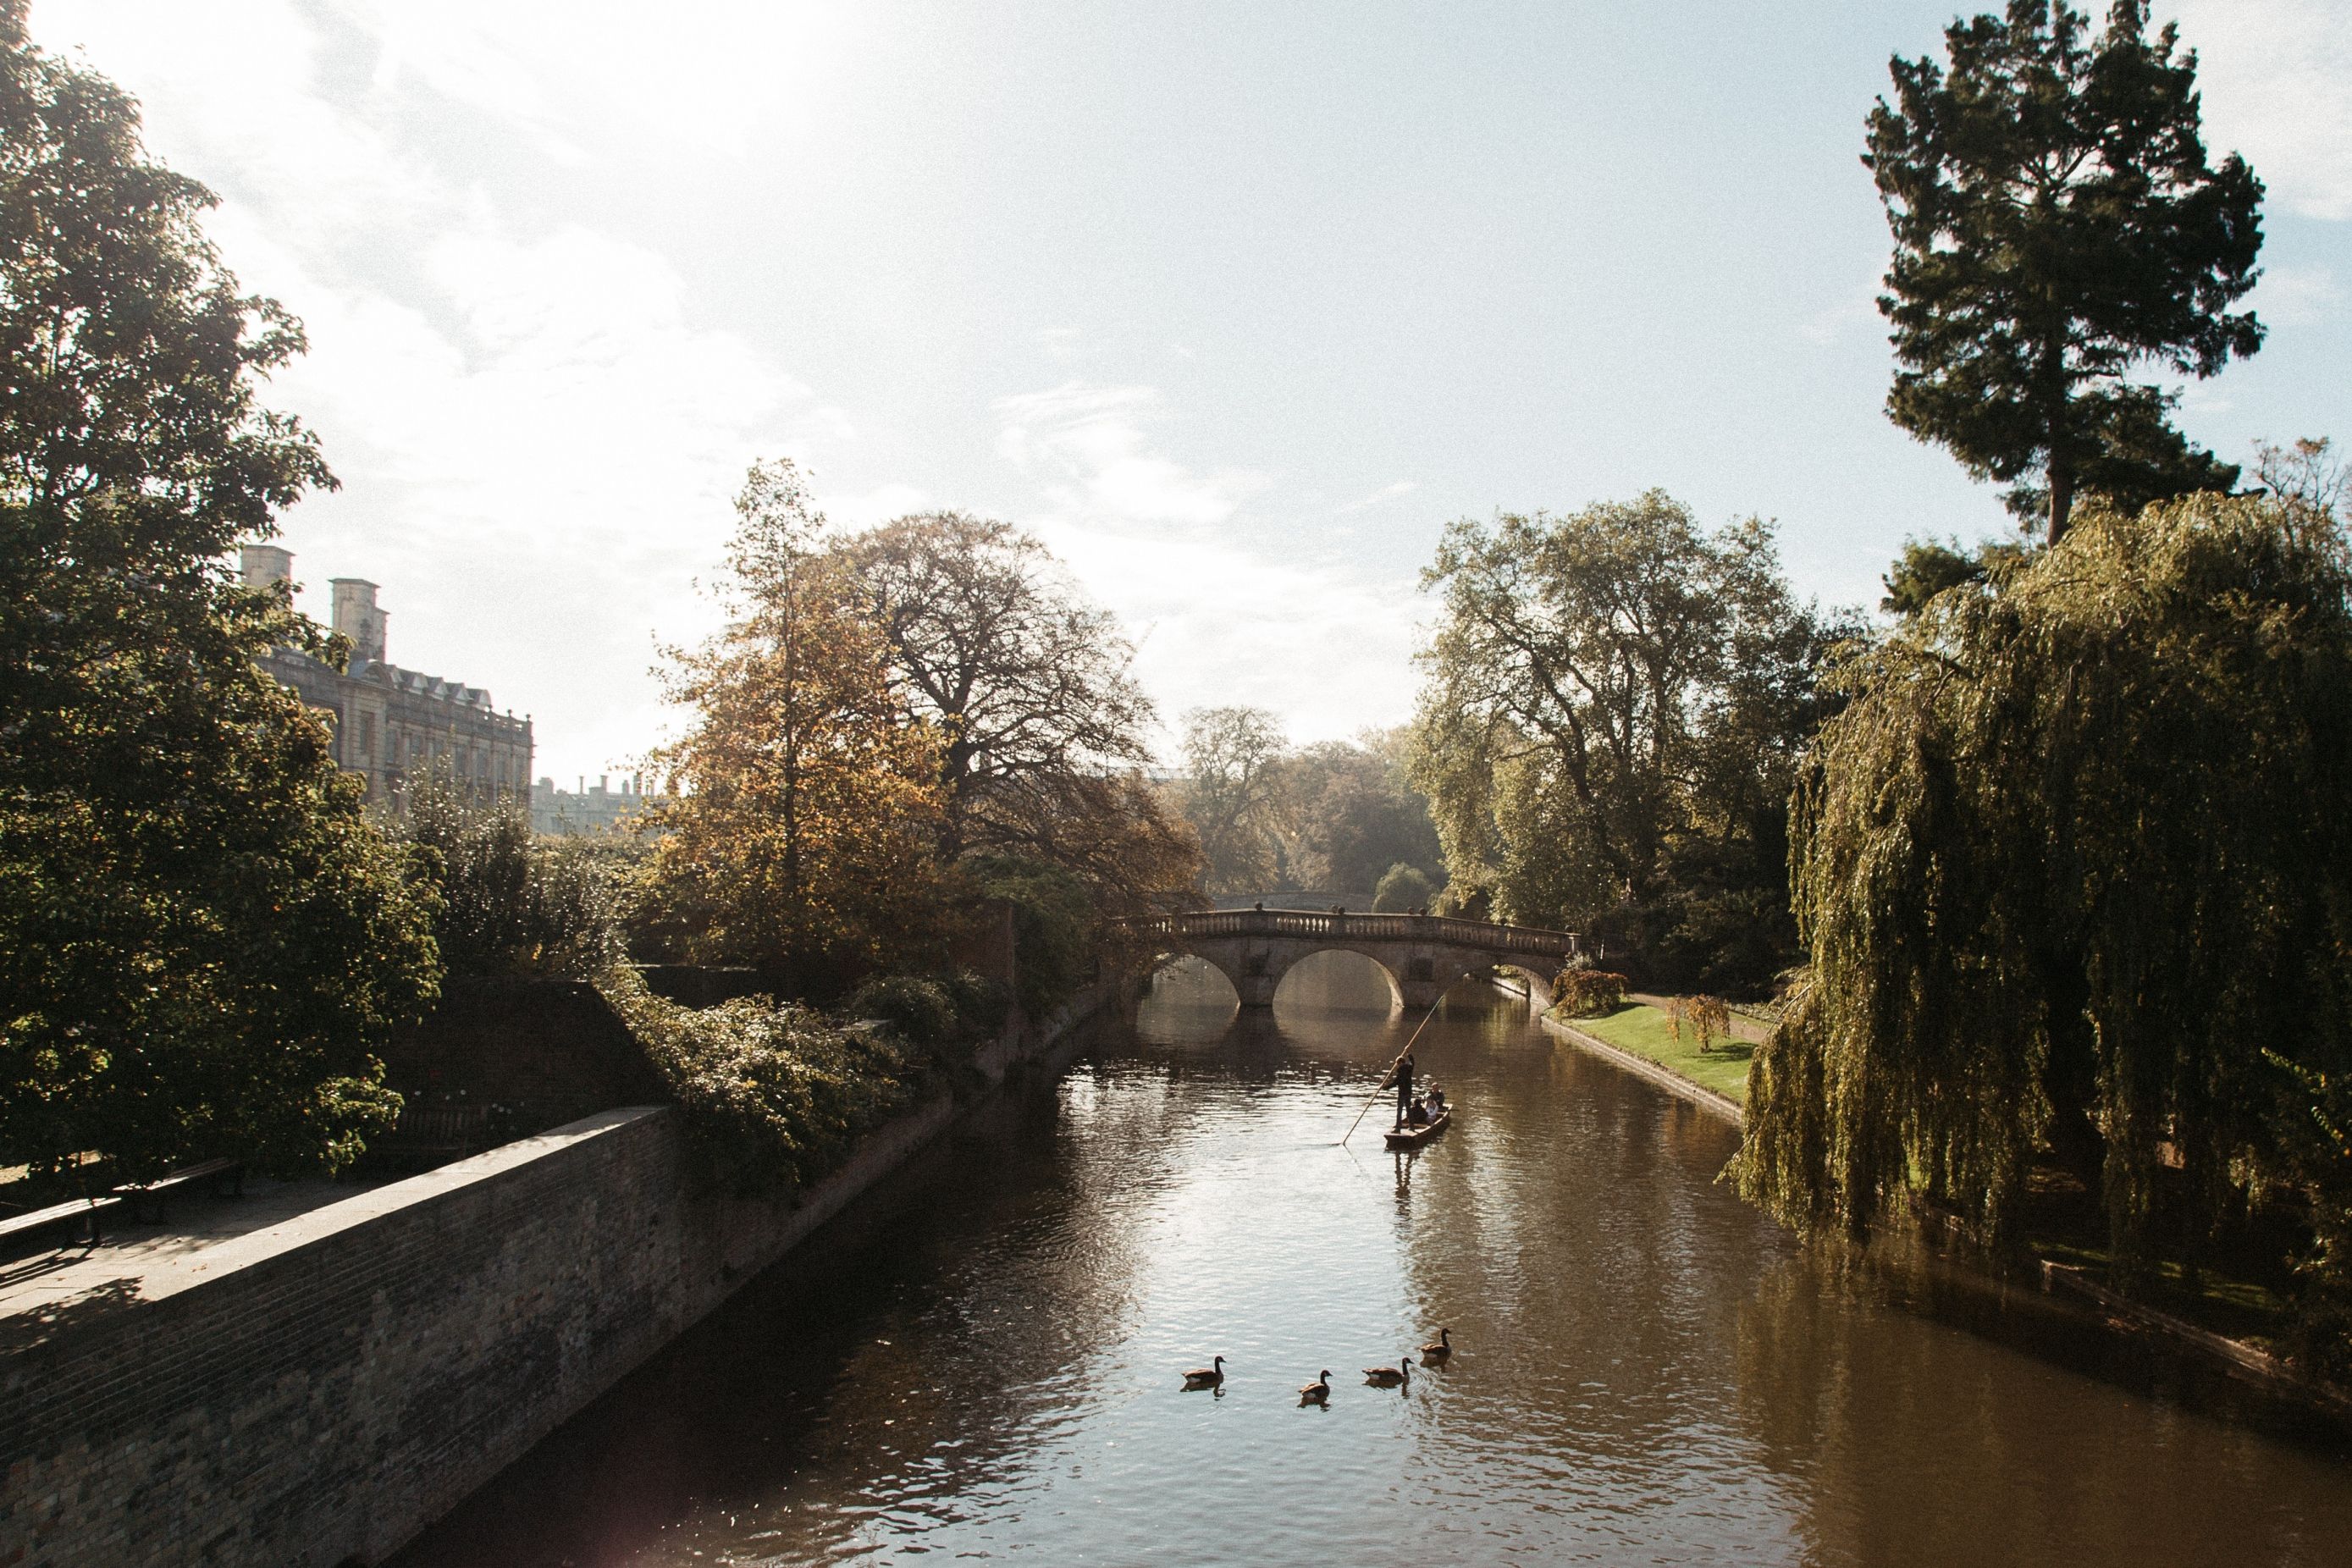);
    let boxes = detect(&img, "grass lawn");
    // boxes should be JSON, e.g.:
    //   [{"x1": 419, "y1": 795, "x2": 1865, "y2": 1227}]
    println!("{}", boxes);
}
[{"x1": 1561, "y1": 1002, "x2": 1753, "y2": 1104}]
